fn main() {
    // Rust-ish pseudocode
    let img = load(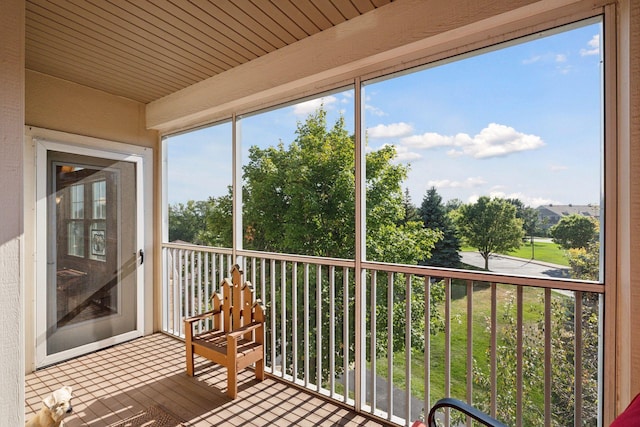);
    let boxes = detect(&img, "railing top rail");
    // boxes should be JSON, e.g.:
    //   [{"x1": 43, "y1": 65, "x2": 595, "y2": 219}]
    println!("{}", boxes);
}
[
  {"x1": 162, "y1": 242, "x2": 234, "y2": 255},
  {"x1": 163, "y1": 242, "x2": 603, "y2": 294},
  {"x1": 237, "y1": 249, "x2": 356, "y2": 268},
  {"x1": 362, "y1": 261, "x2": 604, "y2": 293}
]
